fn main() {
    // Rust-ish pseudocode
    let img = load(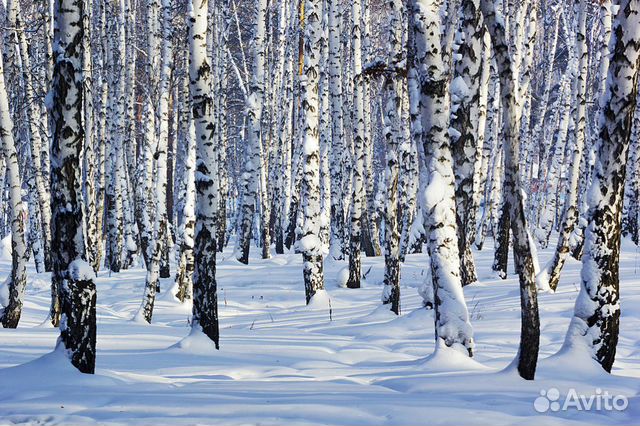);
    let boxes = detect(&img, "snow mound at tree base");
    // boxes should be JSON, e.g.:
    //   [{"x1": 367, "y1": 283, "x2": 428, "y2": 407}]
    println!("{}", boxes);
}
[
  {"x1": 536, "y1": 330, "x2": 612, "y2": 381},
  {"x1": 0, "y1": 345, "x2": 118, "y2": 389},
  {"x1": 422, "y1": 339, "x2": 492, "y2": 373},
  {"x1": 171, "y1": 327, "x2": 219, "y2": 355},
  {"x1": 305, "y1": 289, "x2": 332, "y2": 312}
]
